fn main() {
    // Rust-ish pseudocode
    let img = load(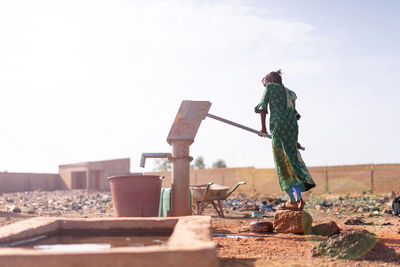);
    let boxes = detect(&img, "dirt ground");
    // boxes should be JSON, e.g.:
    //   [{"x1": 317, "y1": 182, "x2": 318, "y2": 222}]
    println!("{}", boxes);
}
[
  {"x1": 212, "y1": 214, "x2": 400, "y2": 267},
  {"x1": 1, "y1": 190, "x2": 400, "y2": 266}
]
